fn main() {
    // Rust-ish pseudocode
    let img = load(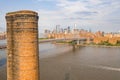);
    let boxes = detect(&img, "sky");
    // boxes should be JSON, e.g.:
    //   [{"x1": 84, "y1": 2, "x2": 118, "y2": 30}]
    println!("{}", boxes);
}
[{"x1": 0, "y1": 0, "x2": 120, "y2": 33}]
